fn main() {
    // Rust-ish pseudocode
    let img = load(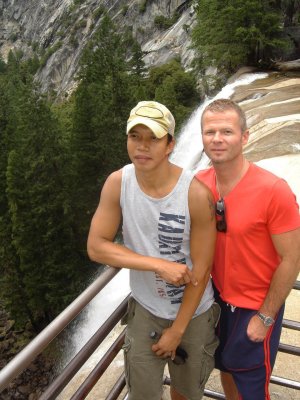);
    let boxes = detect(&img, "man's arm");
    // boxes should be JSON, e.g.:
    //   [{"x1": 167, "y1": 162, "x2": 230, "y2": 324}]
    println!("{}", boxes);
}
[
  {"x1": 247, "y1": 227, "x2": 300, "y2": 341},
  {"x1": 87, "y1": 169, "x2": 196, "y2": 286},
  {"x1": 152, "y1": 178, "x2": 216, "y2": 358}
]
